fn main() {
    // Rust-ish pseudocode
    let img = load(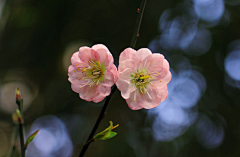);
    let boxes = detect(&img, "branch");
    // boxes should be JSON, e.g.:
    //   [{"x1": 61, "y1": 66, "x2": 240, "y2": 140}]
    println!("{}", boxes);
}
[
  {"x1": 79, "y1": 86, "x2": 116, "y2": 157},
  {"x1": 16, "y1": 99, "x2": 25, "y2": 157},
  {"x1": 130, "y1": 0, "x2": 148, "y2": 48}
]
